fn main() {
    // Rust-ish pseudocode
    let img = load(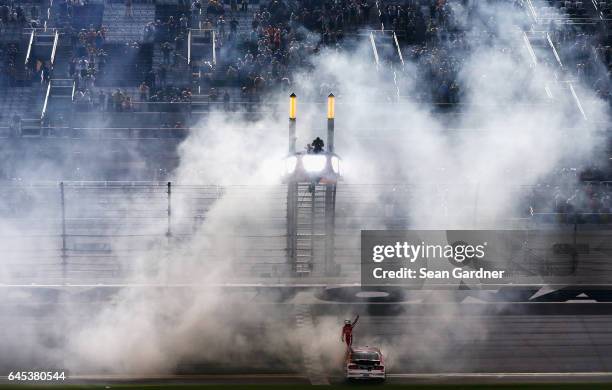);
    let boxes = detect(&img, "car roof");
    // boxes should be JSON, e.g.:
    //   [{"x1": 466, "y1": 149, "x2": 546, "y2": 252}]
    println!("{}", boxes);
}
[{"x1": 350, "y1": 346, "x2": 381, "y2": 354}]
